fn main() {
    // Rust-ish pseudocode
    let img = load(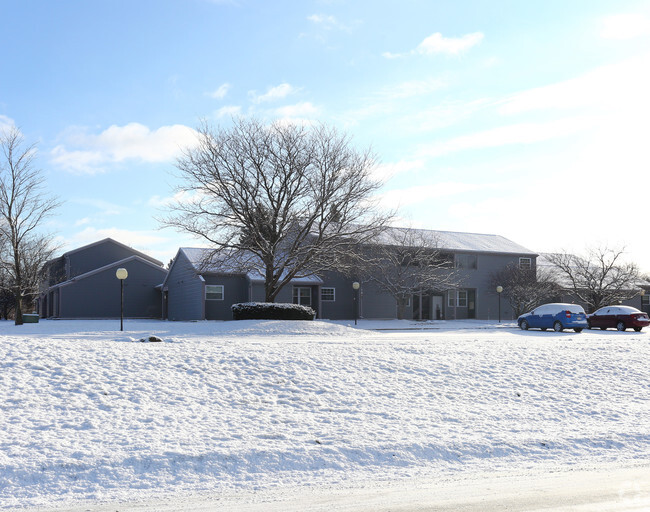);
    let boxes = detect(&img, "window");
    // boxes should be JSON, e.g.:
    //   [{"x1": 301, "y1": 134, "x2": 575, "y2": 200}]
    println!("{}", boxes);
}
[
  {"x1": 448, "y1": 290, "x2": 468, "y2": 307},
  {"x1": 321, "y1": 287, "x2": 336, "y2": 302},
  {"x1": 455, "y1": 254, "x2": 477, "y2": 269},
  {"x1": 293, "y1": 286, "x2": 312, "y2": 306},
  {"x1": 205, "y1": 284, "x2": 224, "y2": 301},
  {"x1": 642, "y1": 295, "x2": 649, "y2": 306},
  {"x1": 519, "y1": 257, "x2": 532, "y2": 270}
]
